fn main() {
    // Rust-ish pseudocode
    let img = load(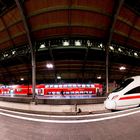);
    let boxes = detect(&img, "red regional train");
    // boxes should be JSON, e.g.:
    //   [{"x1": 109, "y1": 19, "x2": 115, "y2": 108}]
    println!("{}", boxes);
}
[{"x1": 0, "y1": 83, "x2": 102, "y2": 96}]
